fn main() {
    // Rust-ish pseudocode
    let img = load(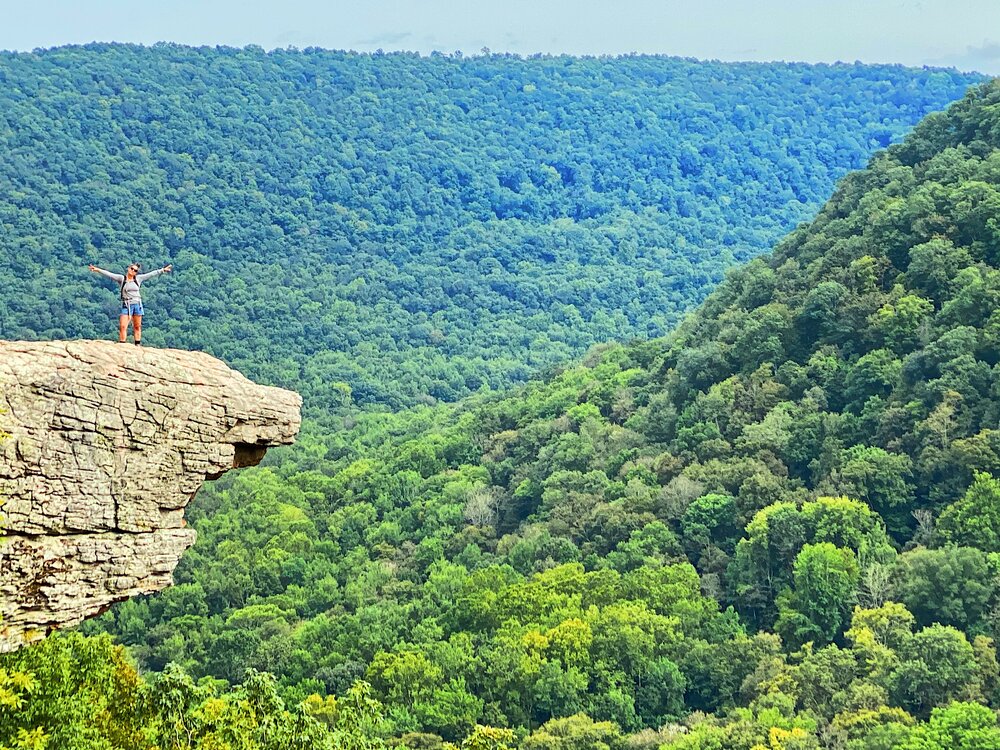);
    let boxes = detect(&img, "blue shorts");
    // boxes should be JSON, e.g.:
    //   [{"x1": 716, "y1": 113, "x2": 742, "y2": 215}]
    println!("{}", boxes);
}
[{"x1": 120, "y1": 303, "x2": 144, "y2": 317}]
